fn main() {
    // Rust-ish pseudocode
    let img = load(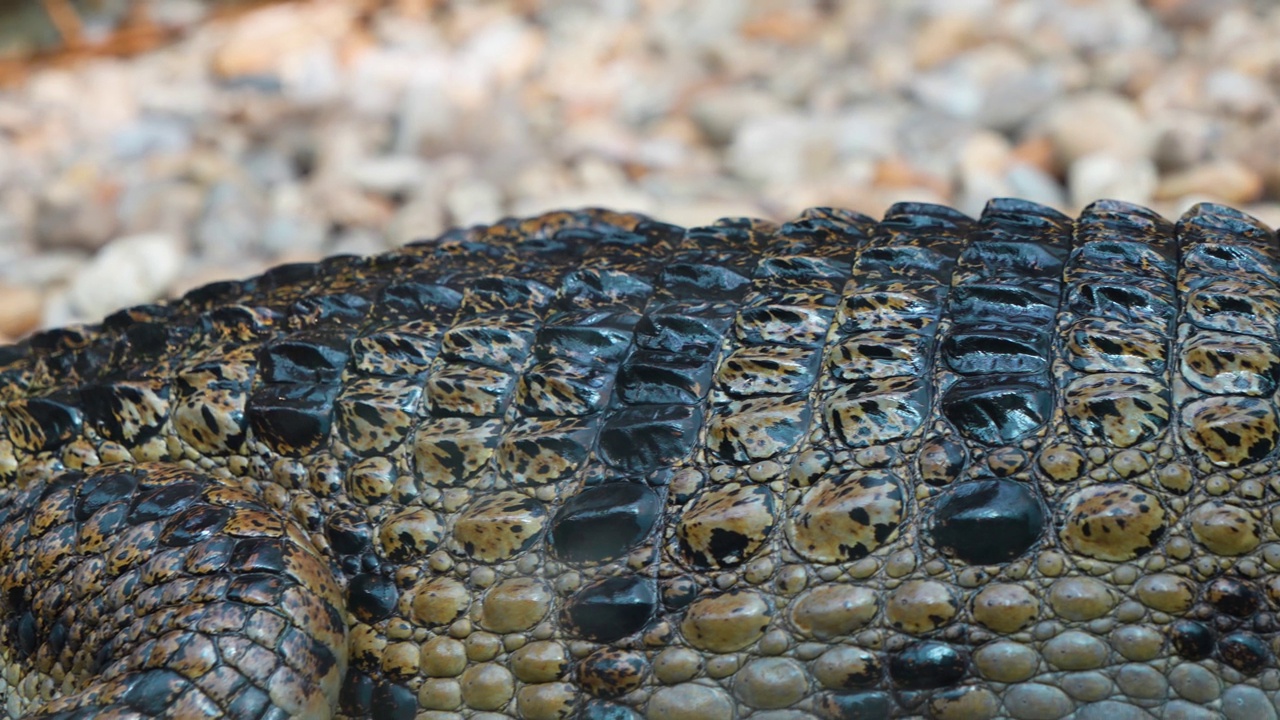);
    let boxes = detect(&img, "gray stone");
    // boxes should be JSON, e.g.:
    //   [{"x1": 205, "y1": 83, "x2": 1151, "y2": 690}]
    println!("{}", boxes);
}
[
  {"x1": 195, "y1": 181, "x2": 264, "y2": 262},
  {"x1": 110, "y1": 115, "x2": 192, "y2": 161}
]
